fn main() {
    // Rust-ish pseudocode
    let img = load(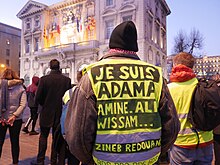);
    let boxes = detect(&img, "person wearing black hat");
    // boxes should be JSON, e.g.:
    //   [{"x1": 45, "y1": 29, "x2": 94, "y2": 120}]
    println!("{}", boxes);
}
[
  {"x1": 64, "y1": 21, "x2": 180, "y2": 164},
  {"x1": 31, "y1": 59, "x2": 71, "y2": 165}
]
